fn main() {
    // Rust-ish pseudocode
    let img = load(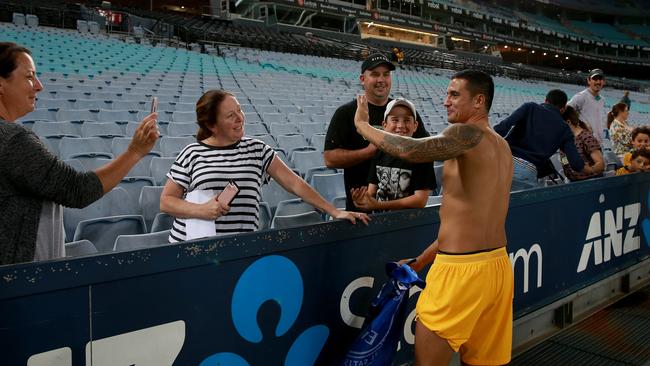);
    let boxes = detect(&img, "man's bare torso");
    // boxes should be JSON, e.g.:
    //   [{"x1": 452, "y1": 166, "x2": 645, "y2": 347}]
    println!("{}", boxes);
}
[{"x1": 437, "y1": 127, "x2": 513, "y2": 253}]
